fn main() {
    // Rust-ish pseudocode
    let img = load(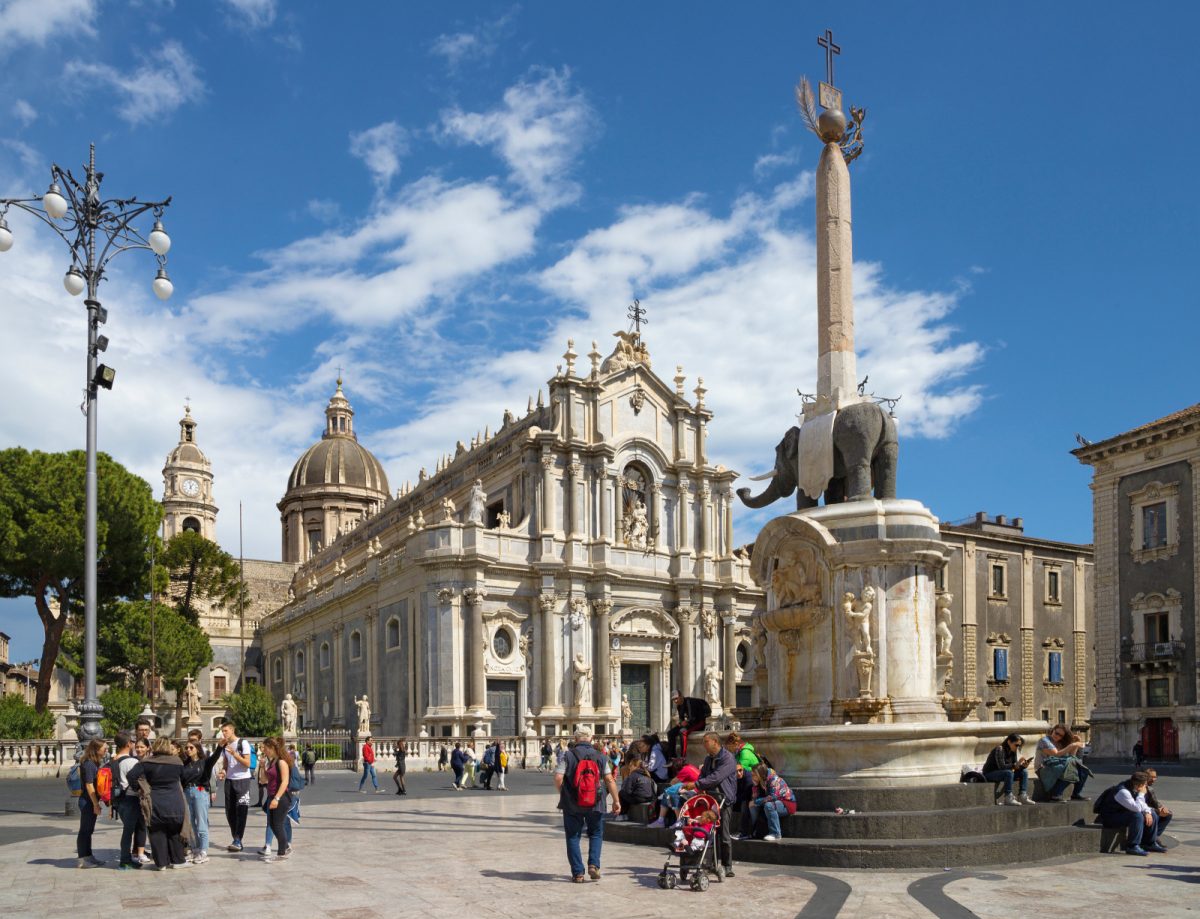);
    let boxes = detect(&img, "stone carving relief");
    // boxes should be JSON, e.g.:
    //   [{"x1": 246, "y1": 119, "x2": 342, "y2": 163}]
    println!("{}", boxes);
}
[
  {"x1": 770, "y1": 547, "x2": 822, "y2": 610},
  {"x1": 436, "y1": 587, "x2": 455, "y2": 605},
  {"x1": 600, "y1": 329, "x2": 651, "y2": 374},
  {"x1": 568, "y1": 597, "x2": 588, "y2": 630},
  {"x1": 699, "y1": 606, "x2": 716, "y2": 640},
  {"x1": 611, "y1": 607, "x2": 680, "y2": 640}
]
